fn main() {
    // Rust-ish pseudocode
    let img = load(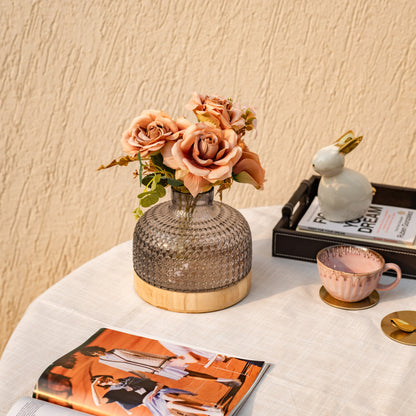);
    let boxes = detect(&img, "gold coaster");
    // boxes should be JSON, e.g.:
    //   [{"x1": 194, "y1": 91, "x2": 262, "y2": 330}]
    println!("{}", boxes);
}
[
  {"x1": 319, "y1": 286, "x2": 379, "y2": 310},
  {"x1": 380, "y1": 311, "x2": 416, "y2": 346}
]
